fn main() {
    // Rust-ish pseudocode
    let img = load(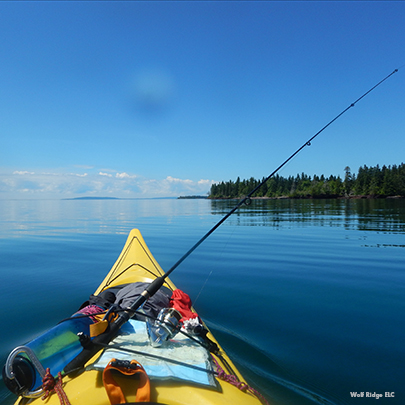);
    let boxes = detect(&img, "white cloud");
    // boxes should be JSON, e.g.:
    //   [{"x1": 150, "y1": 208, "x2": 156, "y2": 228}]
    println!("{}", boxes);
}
[
  {"x1": 166, "y1": 176, "x2": 193, "y2": 184},
  {"x1": 198, "y1": 179, "x2": 215, "y2": 186},
  {"x1": 13, "y1": 171, "x2": 35, "y2": 175},
  {"x1": 73, "y1": 173, "x2": 88, "y2": 177},
  {"x1": 116, "y1": 172, "x2": 136, "y2": 179},
  {"x1": 1, "y1": 169, "x2": 215, "y2": 199}
]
